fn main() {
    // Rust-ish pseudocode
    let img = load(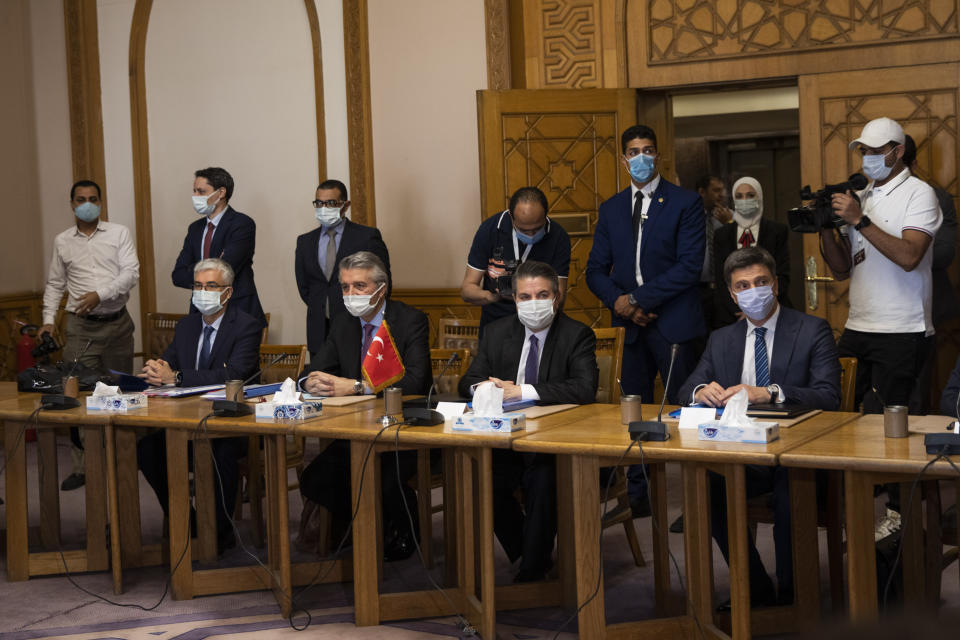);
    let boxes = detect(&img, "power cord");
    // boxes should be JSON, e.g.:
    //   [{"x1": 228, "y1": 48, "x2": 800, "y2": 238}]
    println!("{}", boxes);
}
[
  {"x1": 393, "y1": 424, "x2": 476, "y2": 636},
  {"x1": 0, "y1": 405, "x2": 43, "y2": 478}
]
